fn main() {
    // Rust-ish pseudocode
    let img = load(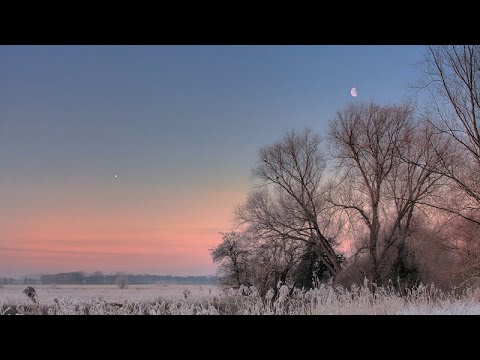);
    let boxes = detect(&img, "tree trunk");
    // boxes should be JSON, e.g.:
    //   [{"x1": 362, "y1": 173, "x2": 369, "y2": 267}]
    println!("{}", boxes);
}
[{"x1": 369, "y1": 204, "x2": 381, "y2": 284}]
